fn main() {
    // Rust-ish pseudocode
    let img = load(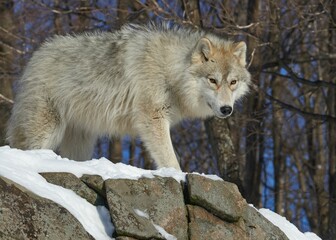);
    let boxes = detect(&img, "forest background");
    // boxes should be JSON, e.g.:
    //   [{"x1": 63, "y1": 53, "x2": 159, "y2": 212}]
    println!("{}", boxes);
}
[{"x1": 0, "y1": 0, "x2": 335, "y2": 239}]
